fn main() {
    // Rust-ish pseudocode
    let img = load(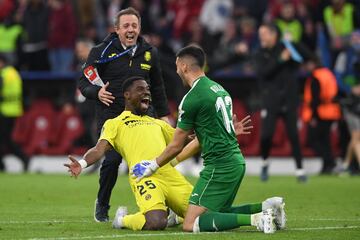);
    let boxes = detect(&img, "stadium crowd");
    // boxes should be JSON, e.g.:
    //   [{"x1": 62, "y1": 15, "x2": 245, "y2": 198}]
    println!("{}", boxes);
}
[{"x1": 1, "y1": 0, "x2": 360, "y2": 175}]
